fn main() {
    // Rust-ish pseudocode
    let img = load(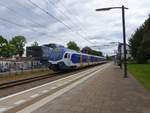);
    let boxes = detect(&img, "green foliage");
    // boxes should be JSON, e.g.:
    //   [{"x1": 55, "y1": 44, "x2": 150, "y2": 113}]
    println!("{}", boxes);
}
[
  {"x1": 0, "y1": 36, "x2": 8, "y2": 57},
  {"x1": 10, "y1": 36, "x2": 27, "y2": 57},
  {"x1": 91, "y1": 50, "x2": 103, "y2": 56},
  {"x1": 106, "y1": 55, "x2": 112, "y2": 61},
  {"x1": 67, "y1": 41, "x2": 80, "y2": 51},
  {"x1": 1, "y1": 43, "x2": 16, "y2": 57},
  {"x1": 81, "y1": 46, "x2": 103, "y2": 56},
  {"x1": 0, "y1": 35, "x2": 8, "y2": 47},
  {"x1": 31, "y1": 41, "x2": 39, "y2": 47},
  {"x1": 128, "y1": 64, "x2": 150, "y2": 91},
  {"x1": 81, "y1": 46, "x2": 92, "y2": 54},
  {"x1": 0, "y1": 35, "x2": 27, "y2": 57},
  {"x1": 129, "y1": 15, "x2": 150, "y2": 63}
]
